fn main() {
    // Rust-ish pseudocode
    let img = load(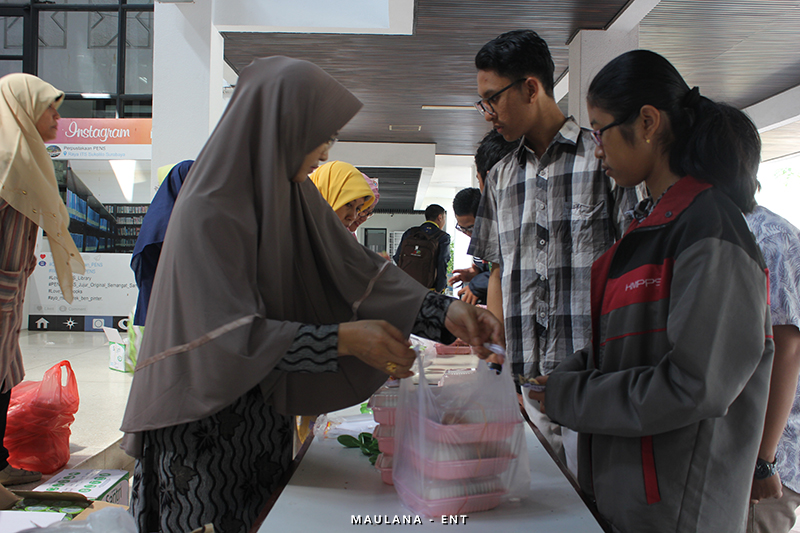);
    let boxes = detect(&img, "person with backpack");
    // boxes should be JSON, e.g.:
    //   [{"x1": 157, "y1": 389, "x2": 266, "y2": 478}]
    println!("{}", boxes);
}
[{"x1": 394, "y1": 204, "x2": 450, "y2": 292}]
